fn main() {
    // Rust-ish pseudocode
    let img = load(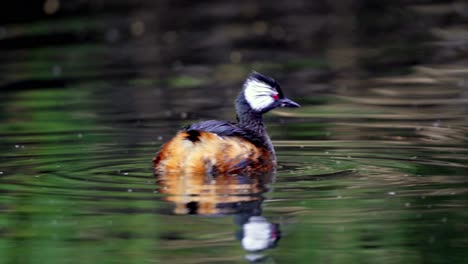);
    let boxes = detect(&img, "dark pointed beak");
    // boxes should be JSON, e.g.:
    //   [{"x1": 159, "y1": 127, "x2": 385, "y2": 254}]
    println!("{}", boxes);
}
[{"x1": 280, "y1": 98, "x2": 300, "y2": 108}]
